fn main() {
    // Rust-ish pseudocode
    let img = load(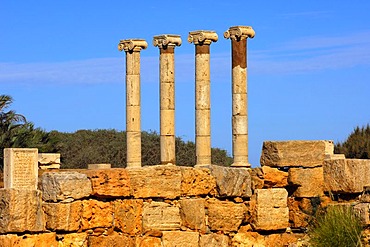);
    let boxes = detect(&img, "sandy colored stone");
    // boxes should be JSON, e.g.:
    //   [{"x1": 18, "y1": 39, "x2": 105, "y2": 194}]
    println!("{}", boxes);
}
[
  {"x1": 43, "y1": 201, "x2": 82, "y2": 231},
  {"x1": 38, "y1": 153, "x2": 60, "y2": 165},
  {"x1": 179, "y1": 198, "x2": 206, "y2": 232},
  {"x1": 81, "y1": 169, "x2": 130, "y2": 197},
  {"x1": 199, "y1": 234, "x2": 229, "y2": 247},
  {"x1": 126, "y1": 131, "x2": 141, "y2": 168},
  {"x1": 180, "y1": 167, "x2": 216, "y2": 196},
  {"x1": 250, "y1": 168, "x2": 264, "y2": 190},
  {"x1": 0, "y1": 189, "x2": 44, "y2": 233},
  {"x1": 231, "y1": 232, "x2": 265, "y2": 247},
  {"x1": 264, "y1": 233, "x2": 303, "y2": 247},
  {"x1": 353, "y1": 203, "x2": 370, "y2": 225},
  {"x1": 4, "y1": 148, "x2": 38, "y2": 190},
  {"x1": 135, "y1": 236, "x2": 161, "y2": 247},
  {"x1": 162, "y1": 231, "x2": 199, "y2": 247},
  {"x1": 288, "y1": 197, "x2": 313, "y2": 229},
  {"x1": 260, "y1": 140, "x2": 334, "y2": 168},
  {"x1": 81, "y1": 200, "x2": 113, "y2": 230},
  {"x1": 262, "y1": 166, "x2": 288, "y2": 188},
  {"x1": 207, "y1": 198, "x2": 247, "y2": 232},
  {"x1": 208, "y1": 165, "x2": 252, "y2": 197},
  {"x1": 288, "y1": 167, "x2": 324, "y2": 197},
  {"x1": 128, "y1": 165, "x2": 181, "y2": 199},
  {"x1": 323, "y1": 159, "x2": 370, "y2": 193},
  {"x1": 58, "y1": 233, "x2": 88, "y2": 247},
  {"x1": 142, "y1": 201, "x2": 181, "y2": 231},
  {"x1": 0, "y1": 232, "x2": 57, "y2": 247},
  {"x1": 88, "y1": 232, "x2": 134, "y2": 247},
  {"x1": 196, "y1": 135, "x2": 211, "y2": 166},
  {"x1": 251, "y1": 188, "x2": 289, "y2": 231},
  {"x1": 113, "y1": 199, "x2": 143, "y2": 235},
  {"x1": 40, "y1": 172, "x2": 91, "y2": 202},
  {"x1": 87, "y1": 164, "x2": 111, "y2": 169}
]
